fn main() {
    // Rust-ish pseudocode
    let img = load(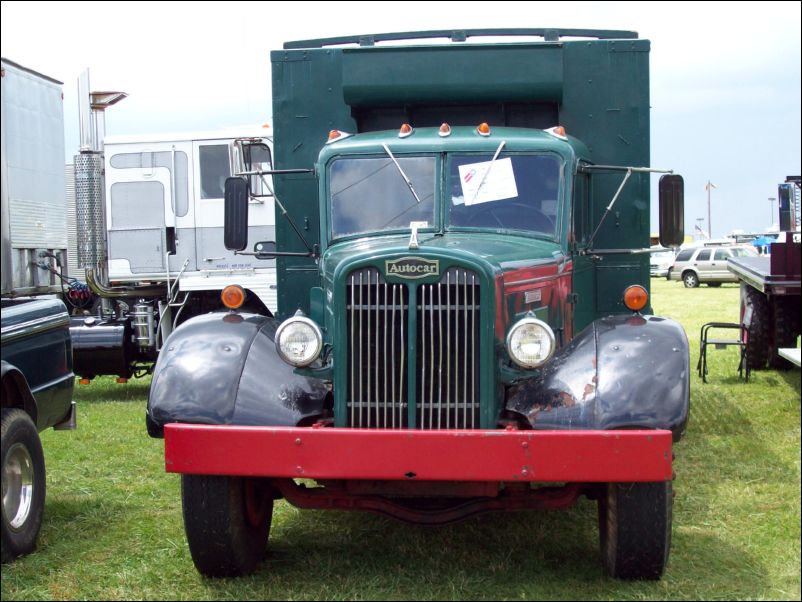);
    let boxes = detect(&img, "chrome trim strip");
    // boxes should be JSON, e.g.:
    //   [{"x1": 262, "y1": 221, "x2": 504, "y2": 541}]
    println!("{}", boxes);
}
[{"x1": 1, "y1": 312, "x2": 70, "y2": 345}]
